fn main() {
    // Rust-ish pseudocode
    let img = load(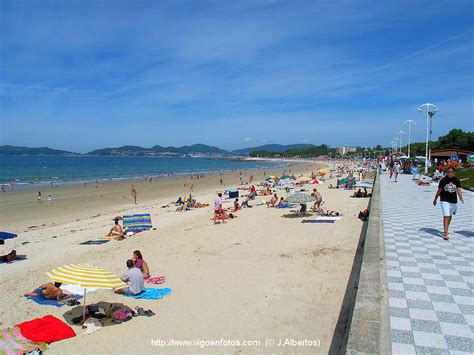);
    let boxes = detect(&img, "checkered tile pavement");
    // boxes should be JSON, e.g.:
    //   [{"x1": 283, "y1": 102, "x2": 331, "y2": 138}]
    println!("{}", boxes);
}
[{"x1": 380, "y1": 173, "x2": 474, "y2": 354}]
